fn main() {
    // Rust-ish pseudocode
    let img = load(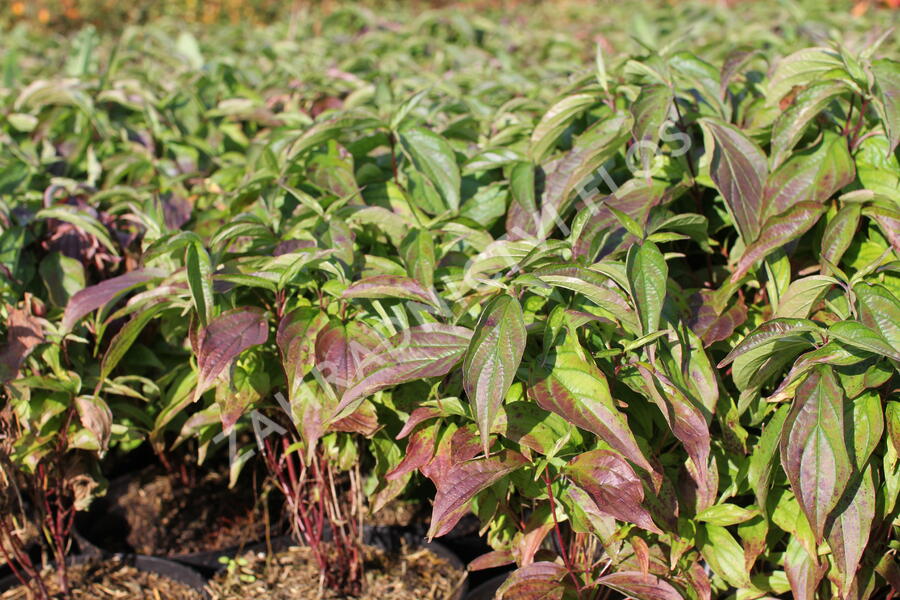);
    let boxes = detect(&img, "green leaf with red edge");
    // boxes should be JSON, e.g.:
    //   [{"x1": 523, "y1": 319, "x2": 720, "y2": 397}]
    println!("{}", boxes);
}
[
  {"x1": 527, "y1": 328, "x2": 653, "y2": 474},
  {"x1": 784, "y1": 533, "x2": 825, "y2": 600},
  {"x1": 717, "y1": 318, "x2": 821, "y2": 368},
  {"x1": 276, "y1": 306, "x2": 328, "y2": 393},
  {"x1": 565, "y1": 448, "x2": 662, "y2": 535},
  {"x1": 698, "y1": 117, "x2": 768, "y2": 242},
  {"x1": 731, "y1": 201, "x2": 825, "y2": 282},
  {"x1": 194, "y1": 307, "x2": 269, "y2": 403},
  {"x1": 780, "y1": 365, "x2": 851, "y2": 543},
  {"x1": 427, "y1": 449, "x2": 527, "y2": 540},
  {"x1": 463, "y1": 294, "x2": 527, "y2": 454},
  {"x1": 820, "y1": 204, "x2": 861, "y2": 270}
]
